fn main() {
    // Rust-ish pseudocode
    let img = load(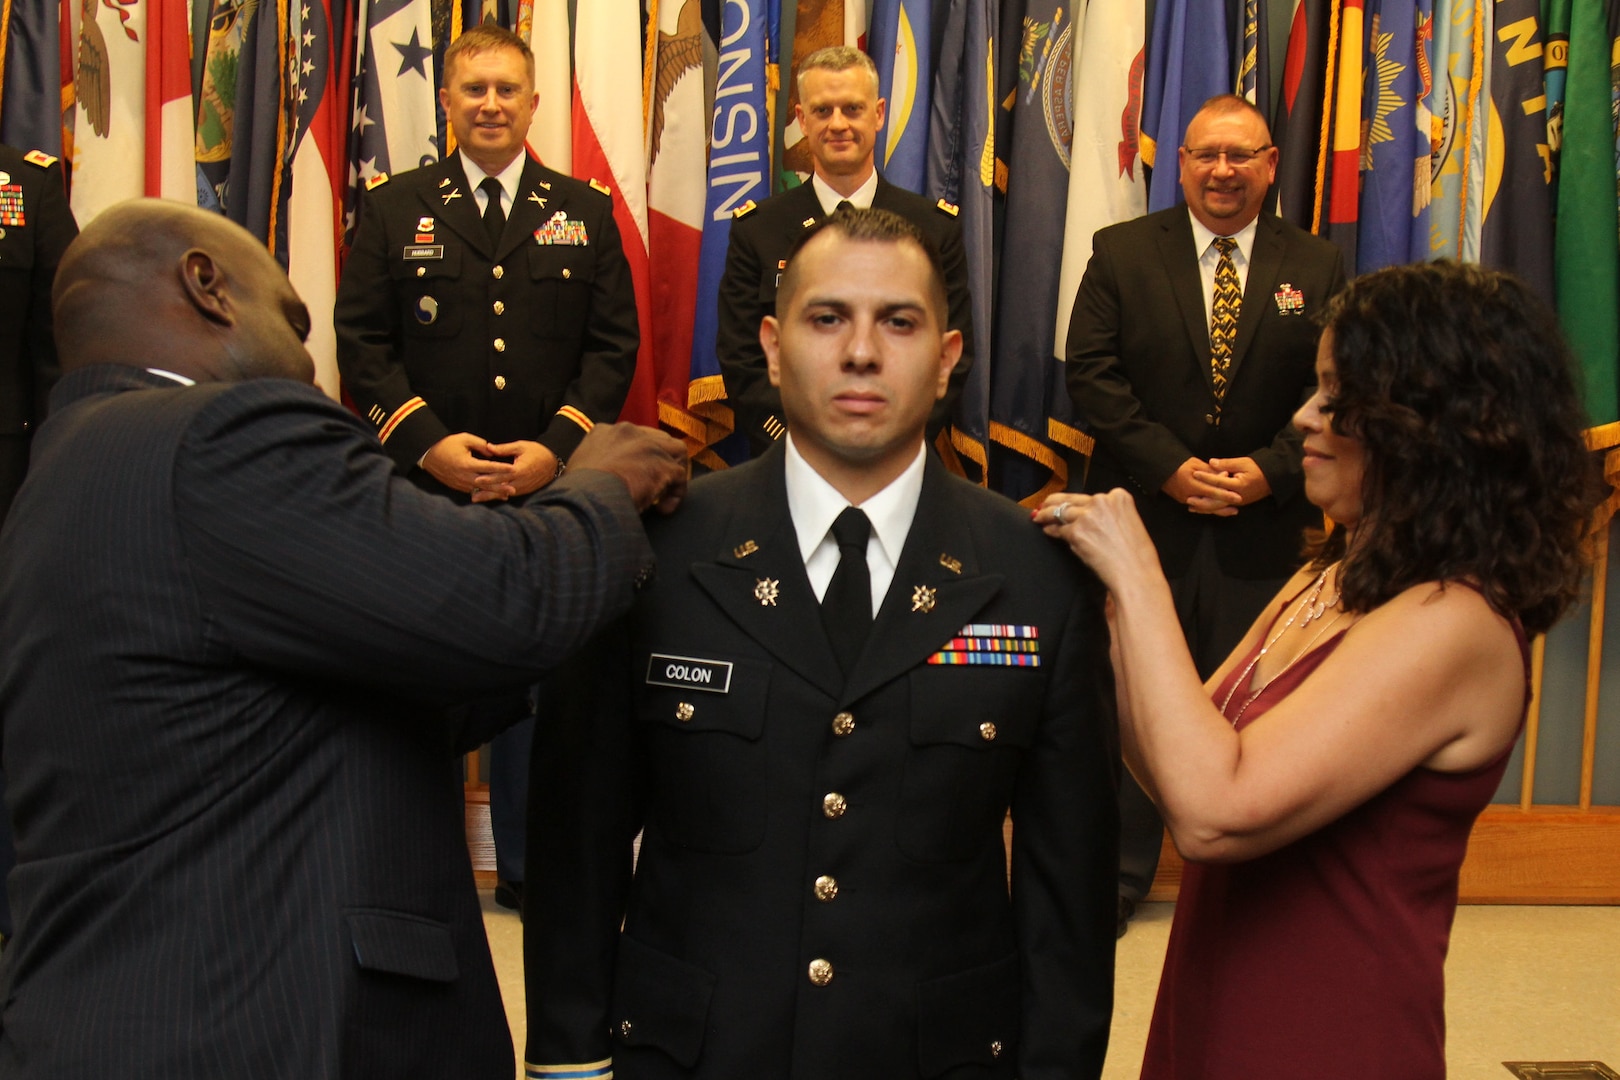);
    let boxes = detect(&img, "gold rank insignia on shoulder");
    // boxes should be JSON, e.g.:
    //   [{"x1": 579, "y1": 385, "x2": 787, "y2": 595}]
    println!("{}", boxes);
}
[
  {"x1": 733, "y1": 540, "x2": 759, "y2": 559},
  {"x1": 589, "y1": 178, "x2": 612, "y2": 196},
  {"x1": 755, "y1": 578, "x2": 780, "y2": 606},
  {"x1": 912, "y1": 585, "x2": 937, "y2": 613},
  {"x1": 23, "y1": 150, "x2": 58, "y2": 168},
  {"x1": 801, "y1": 217, "x2": 816, "y2": 228},
  {"x1": 939, "y1": 553, "x2": 963, "y2": 575},
  {"x1": 732, "y1": 200, "x2": 758, "y2": 219},
  {"x1": 366, "y1": 172, "x2": 390, "y2": 189},
  {"x1": 935, "y1": 198, "x2": 960, "y2": 217}
]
